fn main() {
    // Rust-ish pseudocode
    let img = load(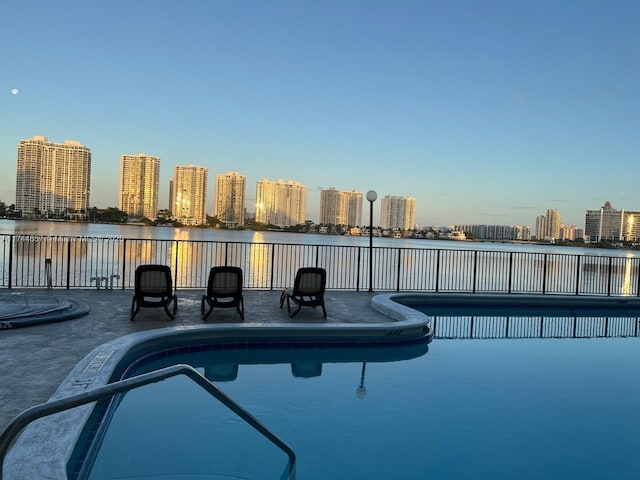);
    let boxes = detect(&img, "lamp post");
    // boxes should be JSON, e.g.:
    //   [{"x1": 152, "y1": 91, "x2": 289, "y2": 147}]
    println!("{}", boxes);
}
[
  {"x1": 366, "y1": 190, "x2": 377, "y2": 292},
  {"x1": 356, "y1": 362, "x2": 367, "y2": 399}
]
